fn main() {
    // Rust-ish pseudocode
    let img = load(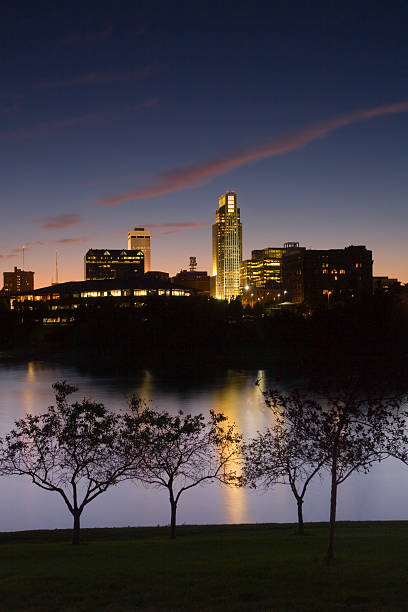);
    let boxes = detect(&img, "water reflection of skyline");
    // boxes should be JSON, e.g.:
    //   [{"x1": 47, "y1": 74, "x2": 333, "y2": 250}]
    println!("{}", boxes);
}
[{"x1": 1, "y1": 361, "x2": 408, "y2": 531}]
